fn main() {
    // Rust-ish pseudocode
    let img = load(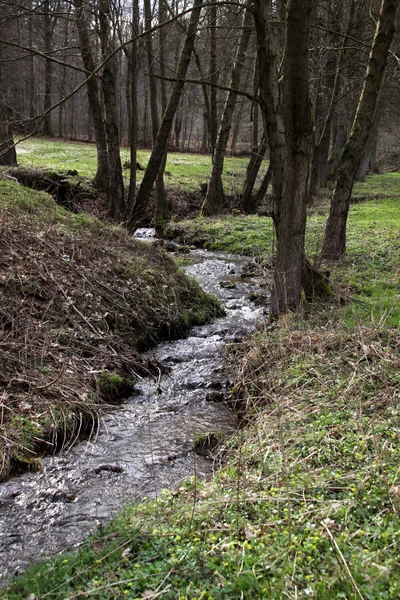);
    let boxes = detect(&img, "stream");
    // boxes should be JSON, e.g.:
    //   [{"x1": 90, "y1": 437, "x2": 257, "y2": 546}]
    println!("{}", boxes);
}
[{"x1": 0, "y1": 241, "x2": 268, "y2": 583}]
